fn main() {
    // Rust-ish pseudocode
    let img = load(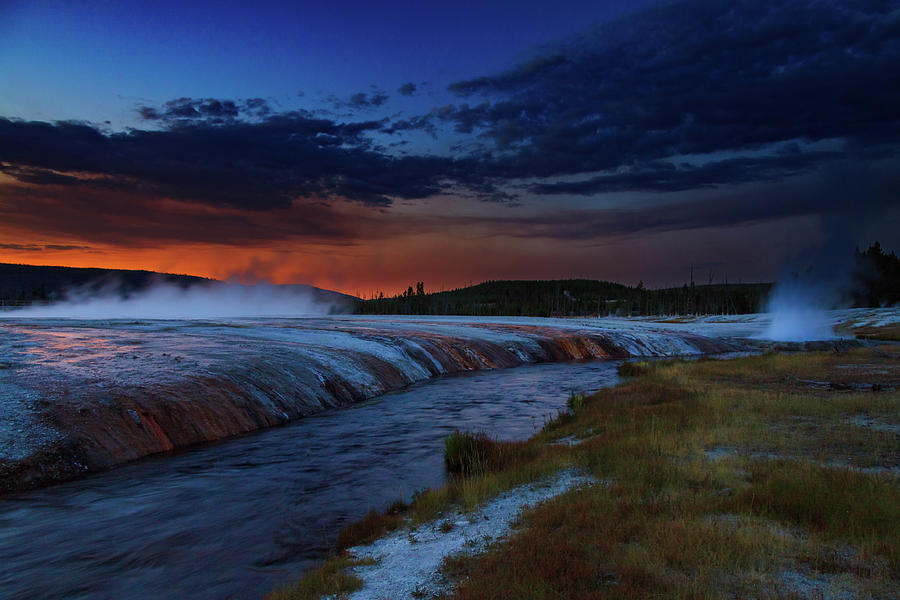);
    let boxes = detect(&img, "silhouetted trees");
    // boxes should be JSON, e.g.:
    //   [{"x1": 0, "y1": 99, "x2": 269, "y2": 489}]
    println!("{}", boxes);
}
[
  {"x1": 356, "y1": 279, "x2": 772, "y2": 317},
  {"x1": 356, "y1": 242, "x2": 900, "y2": 317},
  {"x1": 853, "y1": 242, "x2": 900, "y2": 306}
]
